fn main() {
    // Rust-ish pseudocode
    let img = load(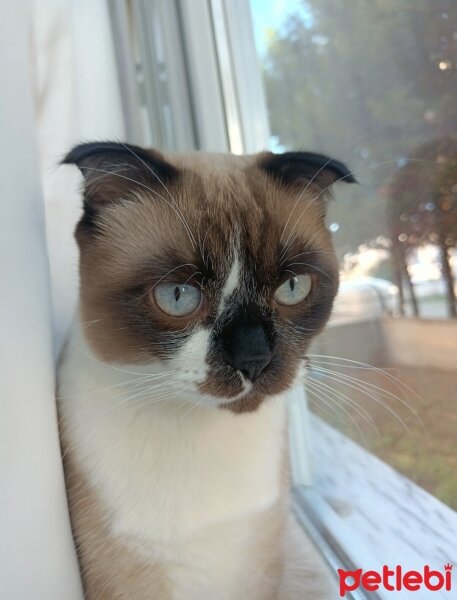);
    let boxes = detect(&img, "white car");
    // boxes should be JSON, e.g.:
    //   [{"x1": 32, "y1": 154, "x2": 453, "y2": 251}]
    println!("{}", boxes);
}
[{"x1": 331, "y1": 277, "x2": 399, "y2": 323}]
